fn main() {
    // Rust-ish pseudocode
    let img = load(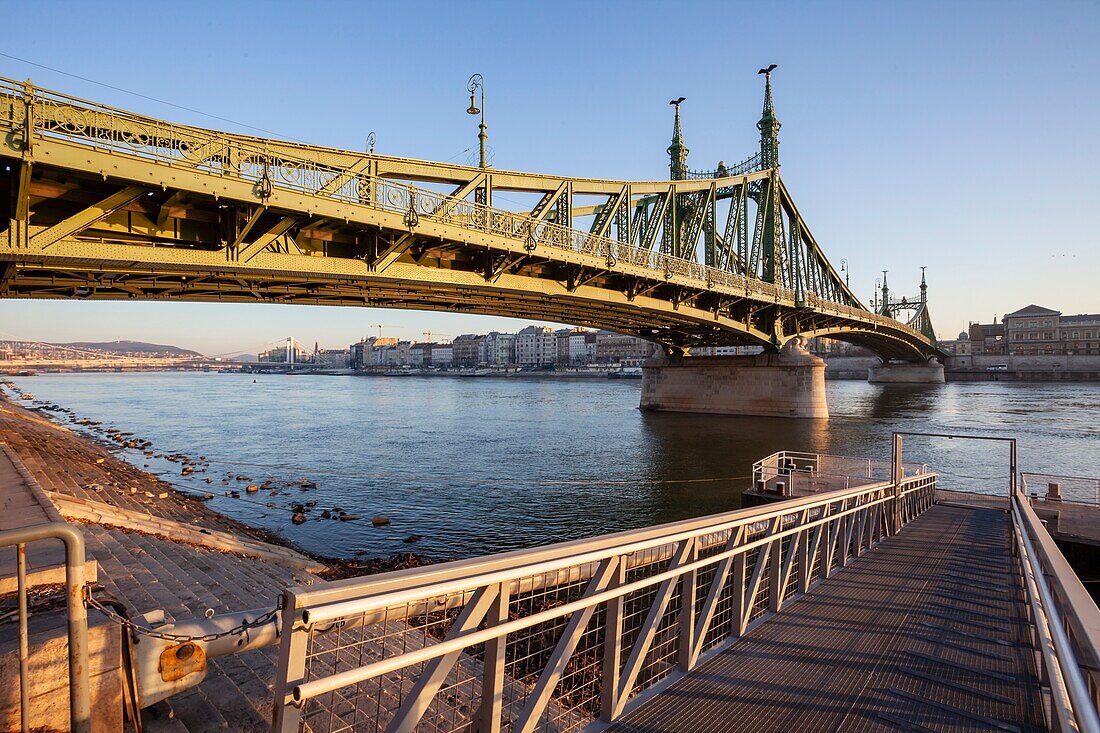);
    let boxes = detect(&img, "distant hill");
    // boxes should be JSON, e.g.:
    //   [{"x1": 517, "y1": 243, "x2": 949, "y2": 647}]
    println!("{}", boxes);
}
[{"x1": 54, "y1": 340, "x2": 203, "y2": 357}]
